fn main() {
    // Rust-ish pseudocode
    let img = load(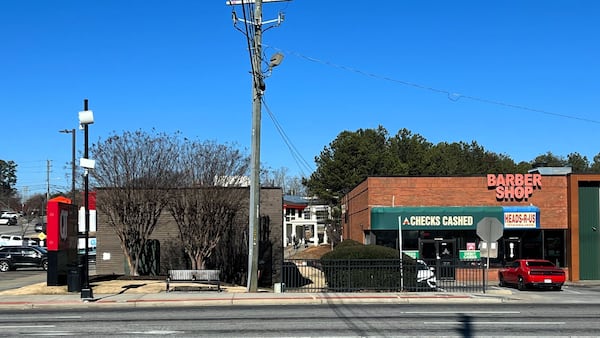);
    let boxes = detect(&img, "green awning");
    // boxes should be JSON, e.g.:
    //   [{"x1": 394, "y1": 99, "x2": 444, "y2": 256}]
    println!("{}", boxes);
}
[{"x1": 371, "y1": 206, "x2": 504, "y2": 230}]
